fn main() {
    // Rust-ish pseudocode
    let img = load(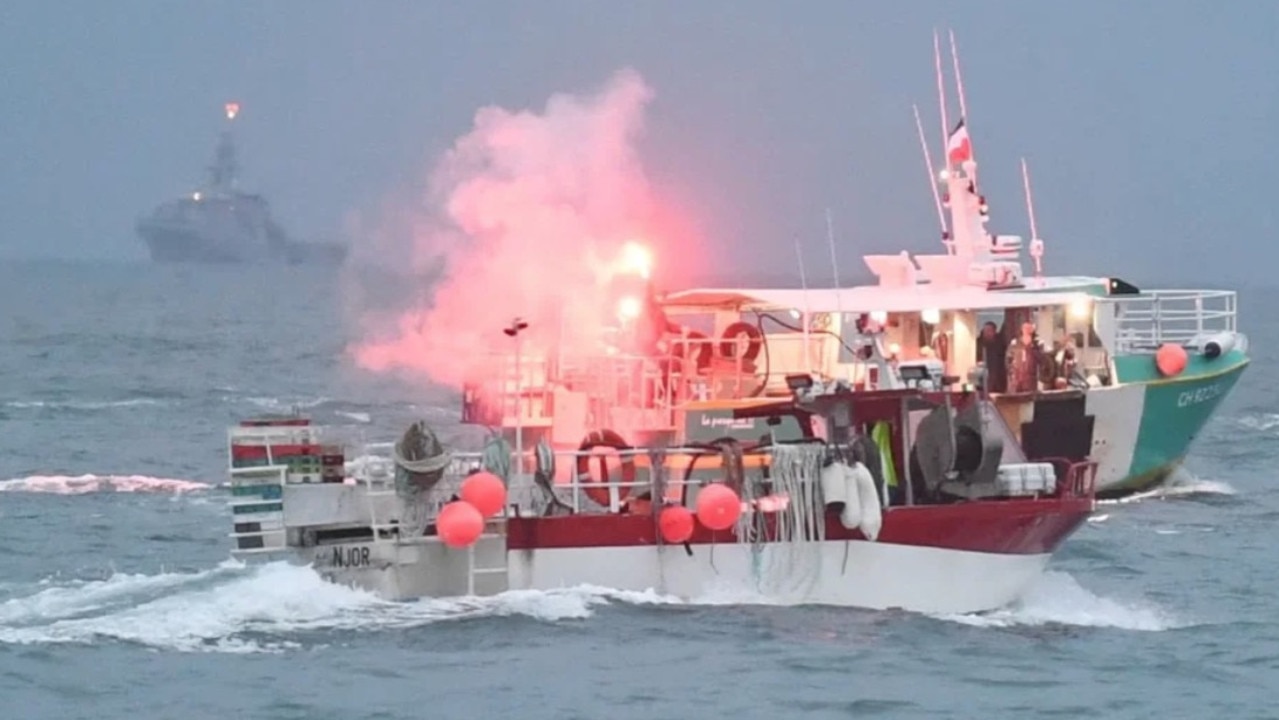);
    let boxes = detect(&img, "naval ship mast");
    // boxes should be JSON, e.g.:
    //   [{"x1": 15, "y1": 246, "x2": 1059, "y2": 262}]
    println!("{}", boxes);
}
[
  {"x1": 137, "y1": 100, "x2": 349, "y2": 266},
  {"x1": 205, "y1": 102, "x2": 241, "y2": 197}
]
